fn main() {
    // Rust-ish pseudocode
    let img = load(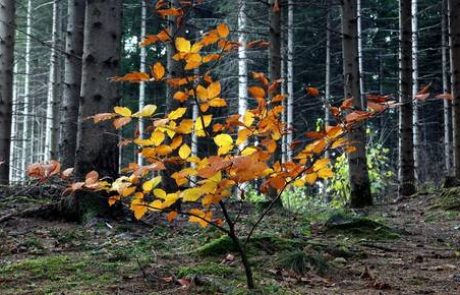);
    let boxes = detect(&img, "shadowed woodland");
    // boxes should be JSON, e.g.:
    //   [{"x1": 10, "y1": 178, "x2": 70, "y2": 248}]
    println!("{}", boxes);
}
[{"x1": 1, "y1": 0, "x2": 460, "y2": 294}]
